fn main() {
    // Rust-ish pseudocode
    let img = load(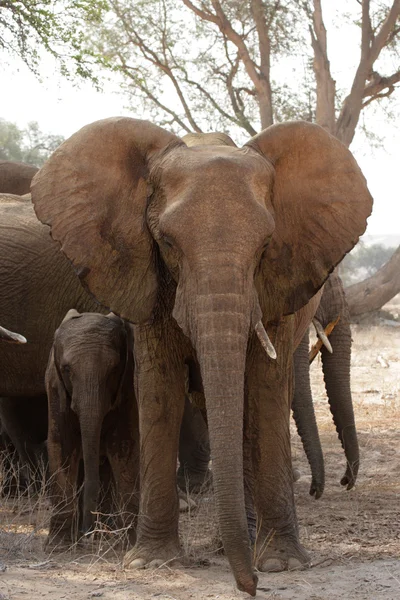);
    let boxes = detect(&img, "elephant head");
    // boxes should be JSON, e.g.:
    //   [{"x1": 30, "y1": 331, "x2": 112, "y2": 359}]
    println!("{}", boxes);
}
[
  {"x1": 32, "y1": 117, "x2": 372, "y2": 594},
  {"x1": 48, "y1": 309, "x2": 133, "y2": 534}
]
